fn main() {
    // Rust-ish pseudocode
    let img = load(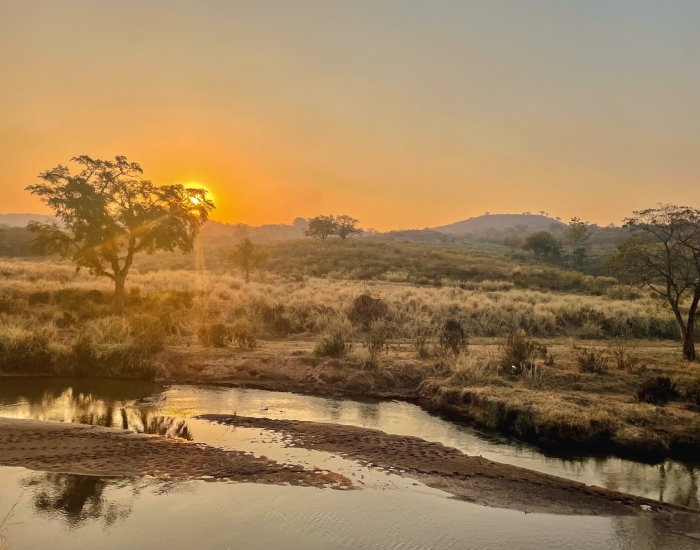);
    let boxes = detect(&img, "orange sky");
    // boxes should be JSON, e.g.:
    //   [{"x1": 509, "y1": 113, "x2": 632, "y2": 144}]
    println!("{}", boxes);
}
[{"x1": 1, "y1": 1, "x2": 699, "y2": 230}]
